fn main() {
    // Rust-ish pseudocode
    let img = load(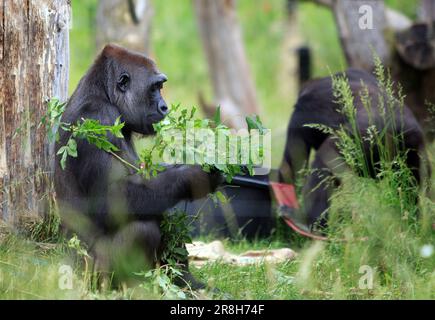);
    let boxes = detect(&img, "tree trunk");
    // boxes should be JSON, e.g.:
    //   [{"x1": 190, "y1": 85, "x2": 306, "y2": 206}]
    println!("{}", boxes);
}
[
  {"x1": 0, "y1": 0, "x2": 70, "y2": 225},
  {"x1": 96, "y1": 0, "x2": 153, "y2": 54},
  {"x1": 418, "y1": 0, "x2": 435, "y2": 23},
  {"x1": 193, "y1": 0, "x2": 260, "y2": 128},
  {"x1": 333, "y1": 0, "x2": 390, "y2": 71}
]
